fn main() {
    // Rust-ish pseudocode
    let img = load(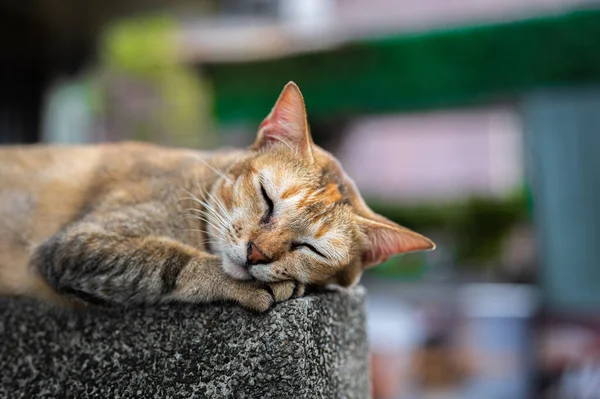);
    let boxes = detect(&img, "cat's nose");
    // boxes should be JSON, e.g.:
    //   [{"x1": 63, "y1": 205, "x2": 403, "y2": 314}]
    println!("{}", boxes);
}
[{"x1": 247, "y1": 241, "x2": 269, "y2": 265}]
